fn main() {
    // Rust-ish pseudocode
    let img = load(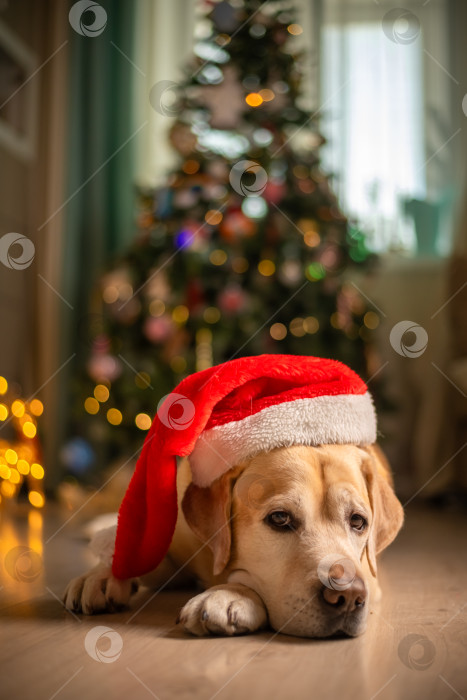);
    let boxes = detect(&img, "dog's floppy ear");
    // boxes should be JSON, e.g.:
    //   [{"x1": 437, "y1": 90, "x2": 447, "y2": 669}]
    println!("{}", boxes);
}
[
  {"x1": 181, "y1": 468, "x2": 240, "y2": 576},
  {"x1": 361, "y1": 446, "x2": 404, "y2": 577}
]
